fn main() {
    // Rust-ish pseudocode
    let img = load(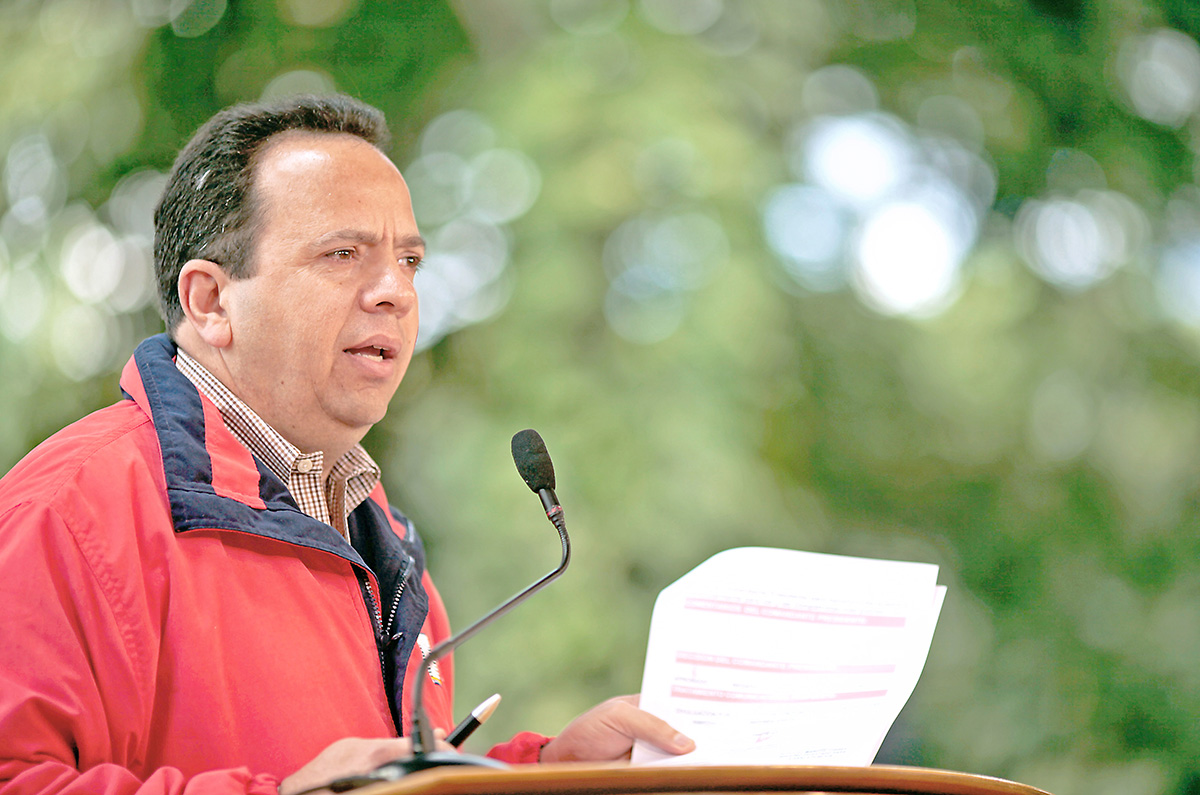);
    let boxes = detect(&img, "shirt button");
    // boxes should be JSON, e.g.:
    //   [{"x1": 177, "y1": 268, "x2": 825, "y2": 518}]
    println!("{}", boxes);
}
[{"x1": 296, "y1": 458, "x2": 315, "y2": 474}]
